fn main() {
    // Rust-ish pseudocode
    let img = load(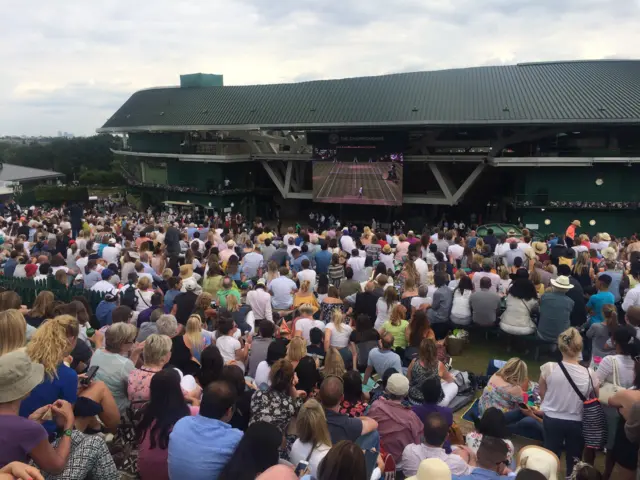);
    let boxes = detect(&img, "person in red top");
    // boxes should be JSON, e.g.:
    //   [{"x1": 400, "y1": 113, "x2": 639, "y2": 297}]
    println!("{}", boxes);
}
[
  {"x1": 565, "y1": 220, "x2": 580, "y2": 241},
  {"x1": 376, "y1": 232, "x2": 388, "y2": 248}
]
